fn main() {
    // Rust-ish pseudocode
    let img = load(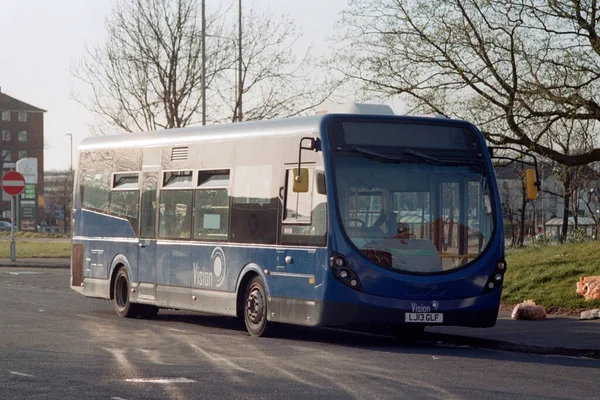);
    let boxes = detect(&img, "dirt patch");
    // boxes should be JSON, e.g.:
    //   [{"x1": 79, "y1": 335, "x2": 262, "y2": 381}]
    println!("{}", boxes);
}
[{"x1": 500, "y1": 303, "x2": 585, "y2": 317}]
